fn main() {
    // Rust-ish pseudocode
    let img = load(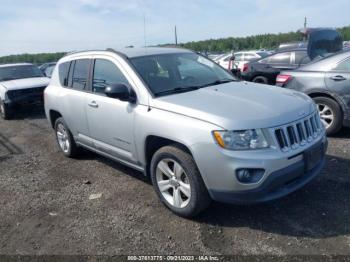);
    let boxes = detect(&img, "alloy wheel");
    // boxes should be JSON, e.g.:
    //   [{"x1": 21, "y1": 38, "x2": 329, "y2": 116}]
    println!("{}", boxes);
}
[
  {"x1": 56, "y1": 123, "x2": 70, "y2": 153},
  {"x1": 317, "y1": 103, "x2": 334, "y2": 129},
  {"x1": 156, "y1": 159, "x2": 191, "y2": 208}
]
